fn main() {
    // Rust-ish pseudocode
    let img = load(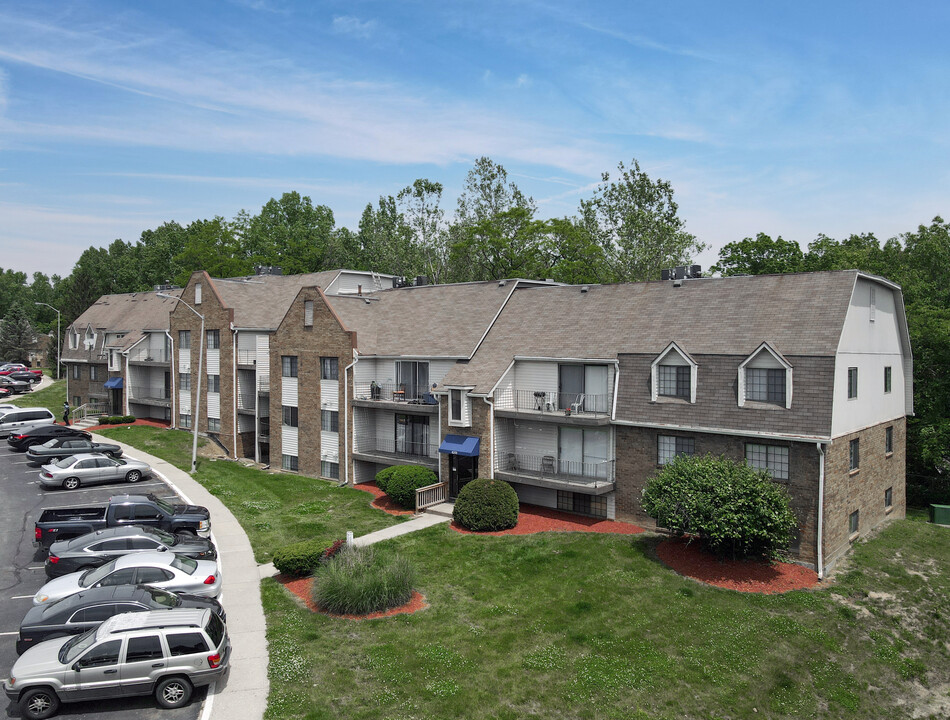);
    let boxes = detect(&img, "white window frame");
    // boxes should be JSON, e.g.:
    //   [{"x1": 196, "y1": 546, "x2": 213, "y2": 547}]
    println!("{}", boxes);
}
[
  {"x1": 195, "y1": 282, "x2": 202, "y2": 305},
  {"x1": 651, "y1": 342, "x2": 698, "y2": 403},
  {"x1": 738, "y1": 343, "x2": 793, "y2": 409},
  {"x1": 447, "y1": 387, "x2": 472, "y2": 427}
]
